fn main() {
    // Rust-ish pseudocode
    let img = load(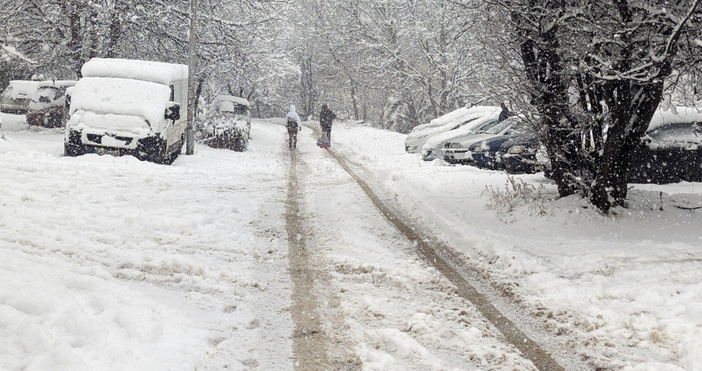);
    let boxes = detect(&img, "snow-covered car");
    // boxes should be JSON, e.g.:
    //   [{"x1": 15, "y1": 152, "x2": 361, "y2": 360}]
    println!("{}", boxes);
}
[
  {"x1": 421, "y1": 109, "x2": 502, "y2": 161},
  {"x1": 441, "y1": 116, "x2": 524, "y2": 165},
  {"x1": 203, "y1": 95, "x2": 251, "y2": 152},
  {"x1": 405, "y1": 106, "x2": 500, "y2": 153},
  {"x1": 629, "y1": 107, "x2": 702, "y2": 184},
  {"x1": 0, "y1": 80, "x2": 41, "y2": 115},
  {"x1": 64, "y1": 58, "x2": 189, "y2": 164},
  {"x1": 26, "y1": 80, "x2": 76, "y2": 128}
]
